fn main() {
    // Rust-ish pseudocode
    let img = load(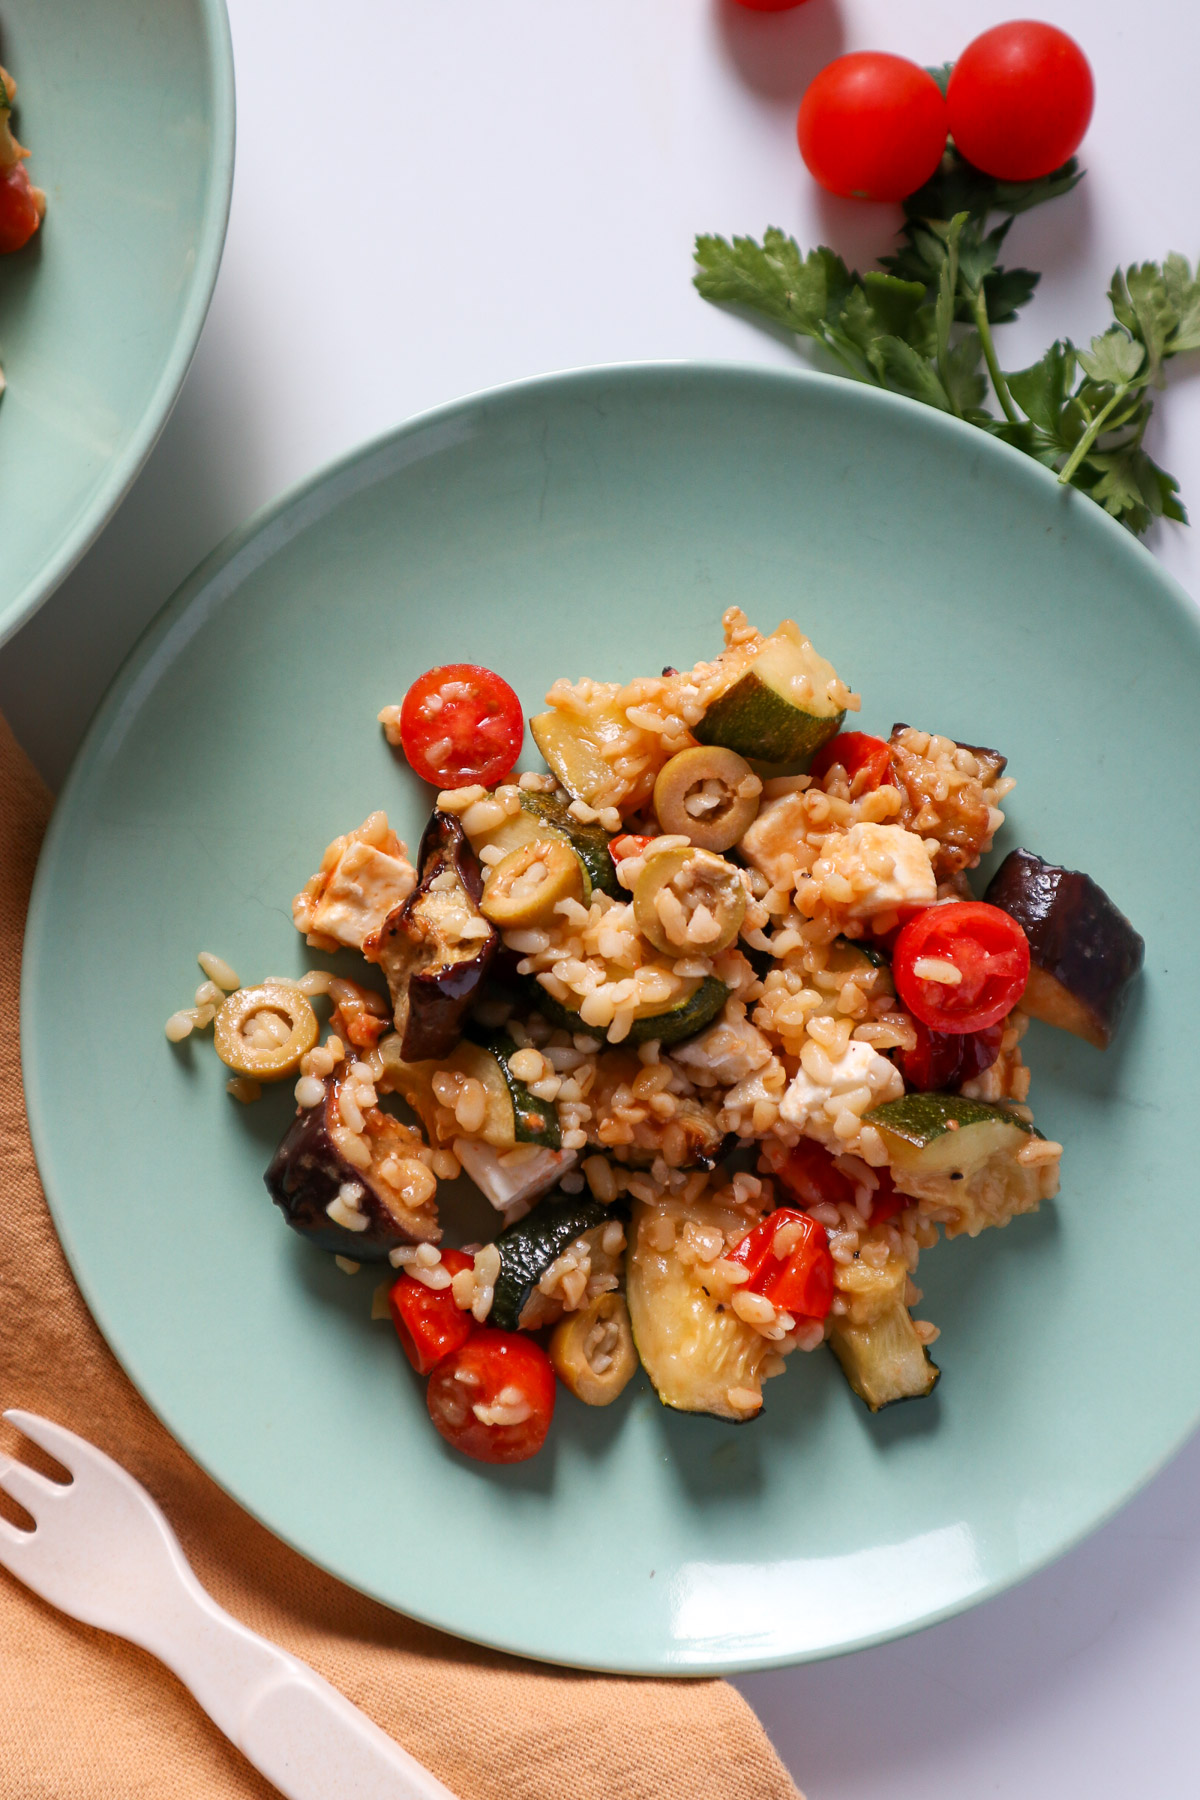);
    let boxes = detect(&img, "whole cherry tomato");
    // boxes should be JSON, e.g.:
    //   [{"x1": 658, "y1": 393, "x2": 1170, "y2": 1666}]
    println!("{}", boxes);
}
[
  {"x1": 947, "y1": 22, "x2": 1093, "y2": 182},
  {"x1": 797, "y1": 53, "x2": 948, "y2": 202},
  {"x1": 397, "y1": 664, "x2": 524, "y2": 789},
  {"x1": 893, "y1": 900, "x2": 1029, "y2": 1034},
  {"x1": 426, "y1": 1328, "x2": 556, "y2": 1464}
]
